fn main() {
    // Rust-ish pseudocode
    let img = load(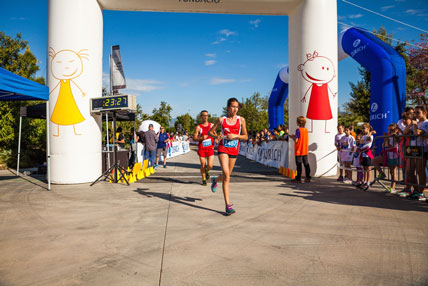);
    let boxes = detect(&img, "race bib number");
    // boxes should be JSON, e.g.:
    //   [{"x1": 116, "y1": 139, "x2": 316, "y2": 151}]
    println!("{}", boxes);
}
[
  {"x1": 223, "y1": 138, "x2": 238, "y2": 148},
  {"x1": 202, "y1": 139, "x2": 212, "y2": 147}
]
